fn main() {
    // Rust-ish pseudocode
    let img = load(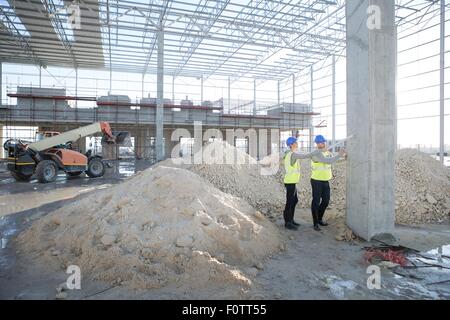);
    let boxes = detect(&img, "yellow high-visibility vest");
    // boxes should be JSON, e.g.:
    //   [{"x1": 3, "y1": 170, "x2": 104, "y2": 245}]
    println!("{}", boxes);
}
[
  {"x1": 284, "y1": 151, "x2": 301, "y2": 184},
  {"x1": 311, "y1": 151, "x2": 333, "y2": 181}
]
